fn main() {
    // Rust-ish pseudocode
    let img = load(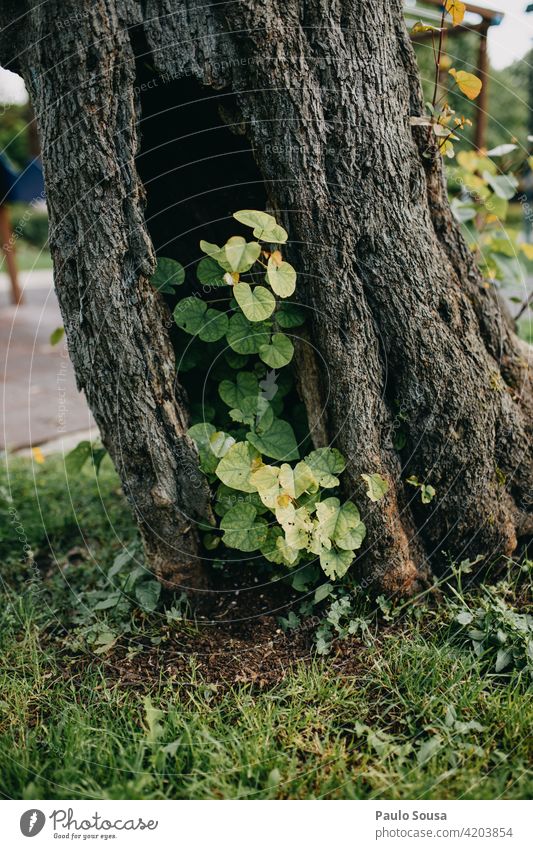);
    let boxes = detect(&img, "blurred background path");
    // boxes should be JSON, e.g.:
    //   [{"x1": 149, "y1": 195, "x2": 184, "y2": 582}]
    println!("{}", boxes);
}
[{"x1": 0, "y1": 268, "x2": 94, "y2": 453}]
